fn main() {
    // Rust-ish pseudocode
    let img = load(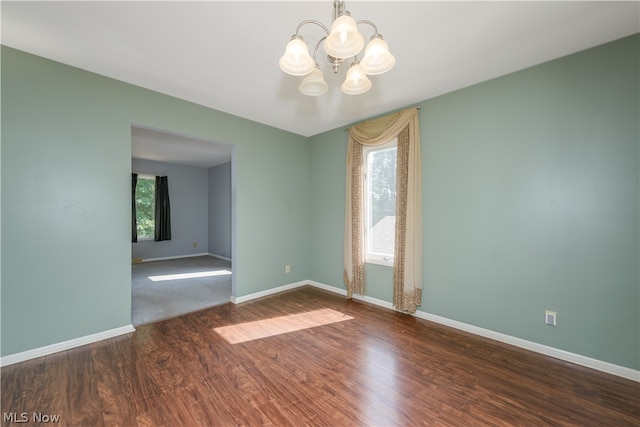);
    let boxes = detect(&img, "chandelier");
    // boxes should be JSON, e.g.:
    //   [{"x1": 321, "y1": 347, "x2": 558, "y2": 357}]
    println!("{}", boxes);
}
[{"x1": 279, "y1": 0, "x2": 396, "y2": 96}]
